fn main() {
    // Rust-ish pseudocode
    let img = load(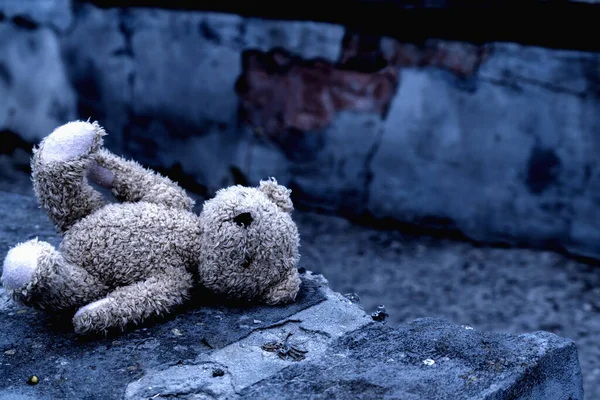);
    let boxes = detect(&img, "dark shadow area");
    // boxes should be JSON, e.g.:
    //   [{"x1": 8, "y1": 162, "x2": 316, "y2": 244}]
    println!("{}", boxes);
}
[
  {"x1": 0, "y1": 130, "x2": 32, "y2": 156},
  {"x1": 153, "y1": 162, "x2": 209, "y2": 198},
  {"x1": 26, "y1": 271, "x2": 326, "y2": 342},
  {"x1": 85, "y1": 0, "x2": 600, "y2": 51}
]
